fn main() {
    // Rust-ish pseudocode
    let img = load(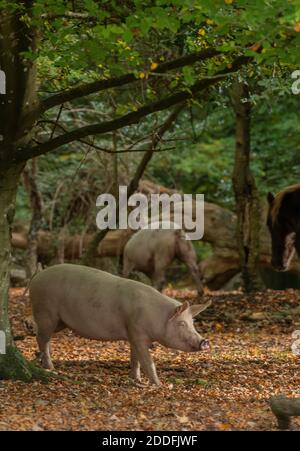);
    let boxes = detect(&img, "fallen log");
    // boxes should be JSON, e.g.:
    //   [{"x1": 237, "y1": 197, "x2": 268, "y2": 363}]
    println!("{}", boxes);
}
[{"x1": 12, "y1": 228, "x2": 133, "y2": 261}]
